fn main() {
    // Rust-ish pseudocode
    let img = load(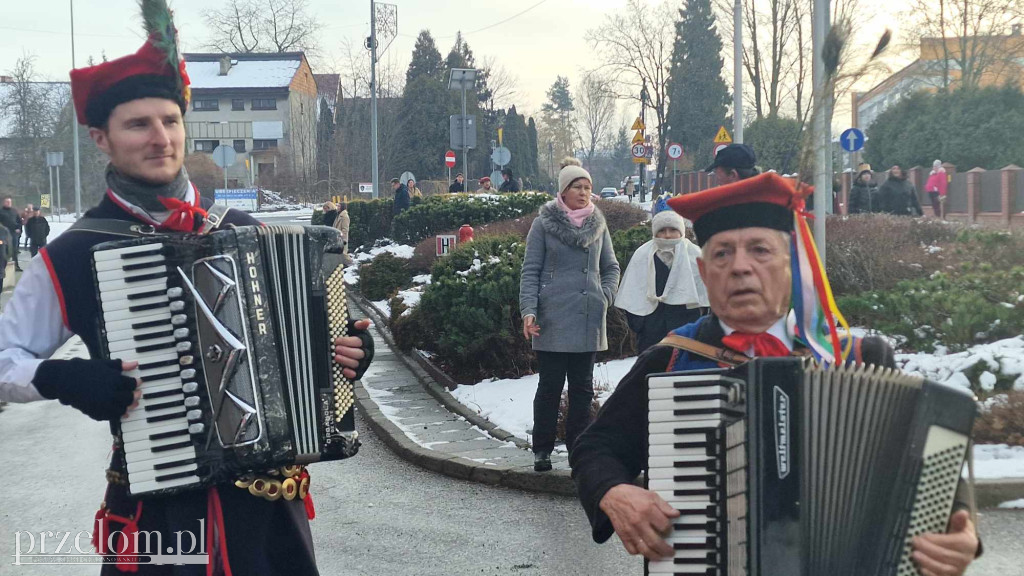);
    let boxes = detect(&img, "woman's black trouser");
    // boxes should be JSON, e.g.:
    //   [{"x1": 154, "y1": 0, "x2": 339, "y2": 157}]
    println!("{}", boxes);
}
[{"x1": 532, "y1": 351, "x2": 596, "y2": 456}]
